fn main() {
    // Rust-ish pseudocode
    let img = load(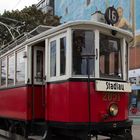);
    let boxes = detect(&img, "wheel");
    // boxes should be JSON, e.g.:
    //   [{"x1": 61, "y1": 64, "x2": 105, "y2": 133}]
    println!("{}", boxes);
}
[
  {"x1": 9, "y1": 123, "x2": 28, "y2": 140},
  {"x1": 9, "y1": 125, "x2": 16, "y2": 140},
  {"x1": 124, "y1": 133, "x2": 133, "y2": 140}
]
